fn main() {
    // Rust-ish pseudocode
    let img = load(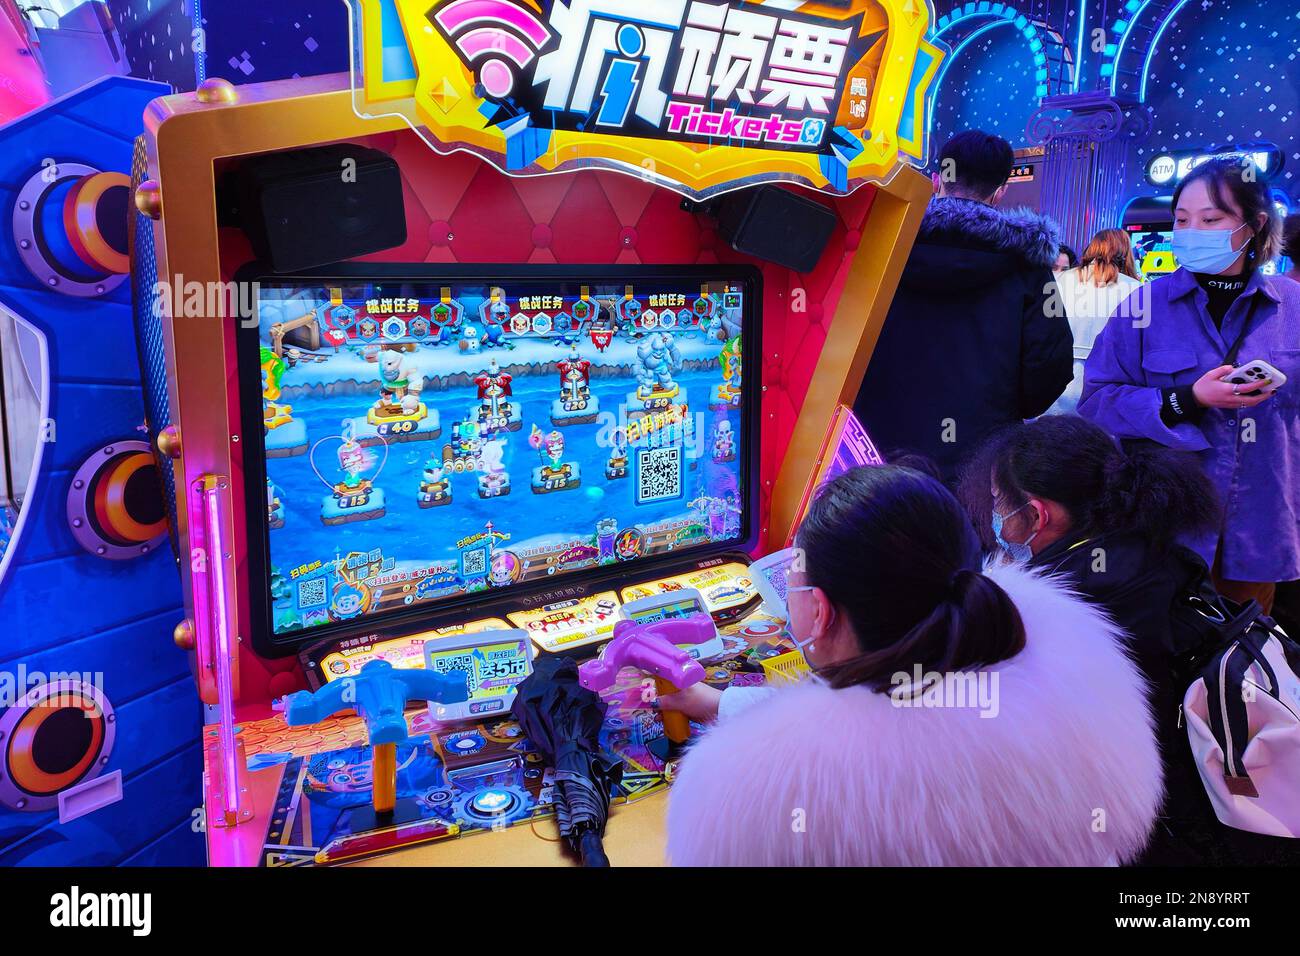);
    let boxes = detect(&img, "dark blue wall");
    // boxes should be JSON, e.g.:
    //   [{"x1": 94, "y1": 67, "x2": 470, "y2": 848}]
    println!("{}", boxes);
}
[
  {"x1": 100, "y1": 0, "x2": 1300, "y2": 215},
  {"x1": 928, "y1": 0, "x2": 1299, "y2": 214},
  {"x1": 105, "y1": 0, "x2": 196, "y2": 92},
  {"x1": 930, "y1": 24, "x2": 1045, "y2": 158},
  {"x1": 105, "y1": 0, "x2": 347, "y2": 90},
  {"x1": 1129, "y1": 0, "x2": 1300, "y2": 205}
]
